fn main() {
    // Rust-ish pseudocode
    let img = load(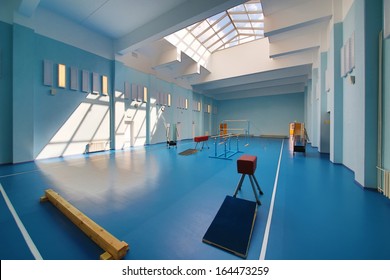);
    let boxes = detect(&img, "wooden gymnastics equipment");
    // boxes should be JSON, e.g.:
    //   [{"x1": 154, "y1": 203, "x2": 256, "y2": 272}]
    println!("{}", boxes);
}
[
  {"x1": 220, "y1": 120, "x2": 250, "y2": 146},
  {"x1": 40, "y1": 189, "x2": 129, "y2": 260},
  {"x1": 209, "y1": 133, "x2": 242, "y2": 160},
  {"x1": 291, "y1": 122, "x2": 307, "y2": 155}
]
